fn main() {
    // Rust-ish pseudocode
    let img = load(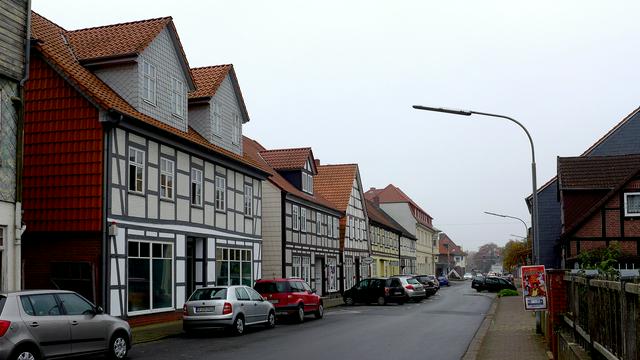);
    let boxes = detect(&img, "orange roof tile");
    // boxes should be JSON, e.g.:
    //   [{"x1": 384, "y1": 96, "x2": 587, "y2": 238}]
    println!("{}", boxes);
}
[
  {"x1": 364, "y1": 184, "x2": 434, "y2": 229},
  {"x1": 243, "y1": 137, "x2": 341, "y2": 213},
  {"x1": 314, "y1": 164, "x2": 358, "y2": 212},
  {"x1": 259, "y1": 147, "x2": 313, "y2": 171},
  {"x1": 31, "y1": 12, "x2": 266, "y2": 176},
  {"x1": 190, "y1": 65, "x2": 231, "y2": 99},
  {"x1": 67, "y1": 17, "x2": 171, "y2": 61}
]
